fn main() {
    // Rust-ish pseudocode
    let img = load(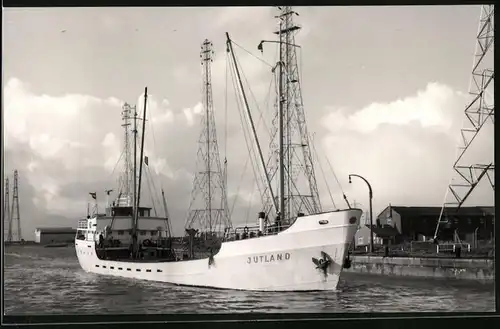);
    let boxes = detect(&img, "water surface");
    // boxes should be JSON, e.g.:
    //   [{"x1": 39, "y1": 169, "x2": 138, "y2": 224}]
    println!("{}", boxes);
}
[{"x1": 3, "y1": 245, "x2": 495, "y2": 314}]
